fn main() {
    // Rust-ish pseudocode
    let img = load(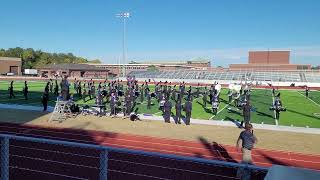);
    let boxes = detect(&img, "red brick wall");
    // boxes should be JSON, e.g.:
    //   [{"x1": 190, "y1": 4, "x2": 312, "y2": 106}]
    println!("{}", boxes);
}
[
  {"x1": 249, "y1": 51, "x2": 290, "y2": 64},
  {"x1": 0, "y1": 60, "x2": 22, "y2": 75}
]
